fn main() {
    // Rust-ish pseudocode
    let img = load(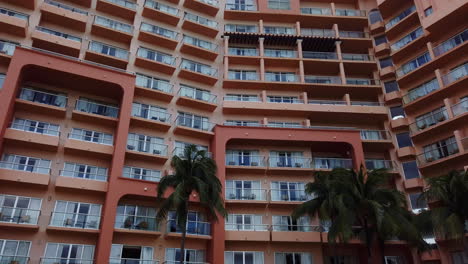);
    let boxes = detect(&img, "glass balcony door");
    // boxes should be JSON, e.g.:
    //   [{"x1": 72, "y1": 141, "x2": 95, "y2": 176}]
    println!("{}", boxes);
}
[
  {"x1": 0, "y1": 195, "x2": 41, "y2": 224},
  {"x1": 110, "y1": 244, "x2": 154, "y2": 264},
  {"x1": 166, "y1": 248, "x2": 205, "y2": 263},
  {"x1": 44, "y1": 243, "x2": 94, "y2": 264},
  {"x1": 51, "y1": 201, "x2": 101, "y2": 229},
  {"x1": 0, "y1": 240, "x2": 31, "y2": 264}
]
